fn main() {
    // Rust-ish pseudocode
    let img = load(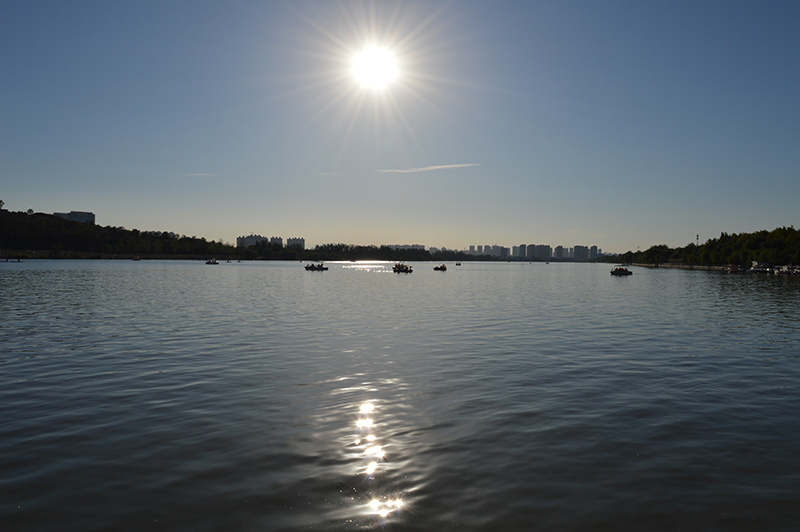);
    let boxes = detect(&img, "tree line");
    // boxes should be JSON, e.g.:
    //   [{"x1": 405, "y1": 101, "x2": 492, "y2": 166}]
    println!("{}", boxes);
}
[
  {"x1": 0, "y1": 210, "x2": 479, "y2": 261},
  {"x1": 0, "y1": 211, "x2": 236, "y2": 258},
  {"x1": 603, "y1": 226, "x2": 800, "y2": 266},
  {"x1": 5, "y1": 209, "x2": 796, "y2": 265}
]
